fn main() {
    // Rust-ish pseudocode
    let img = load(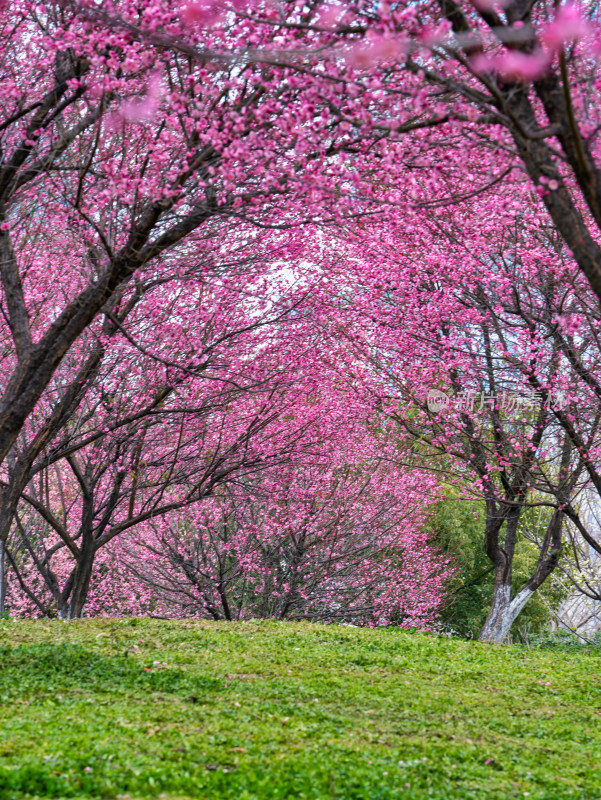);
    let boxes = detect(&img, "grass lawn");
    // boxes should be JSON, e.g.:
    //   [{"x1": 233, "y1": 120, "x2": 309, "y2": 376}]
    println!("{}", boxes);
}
[{"x1": 0, "y1": 619, "x2": 599, "y2": 799}]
